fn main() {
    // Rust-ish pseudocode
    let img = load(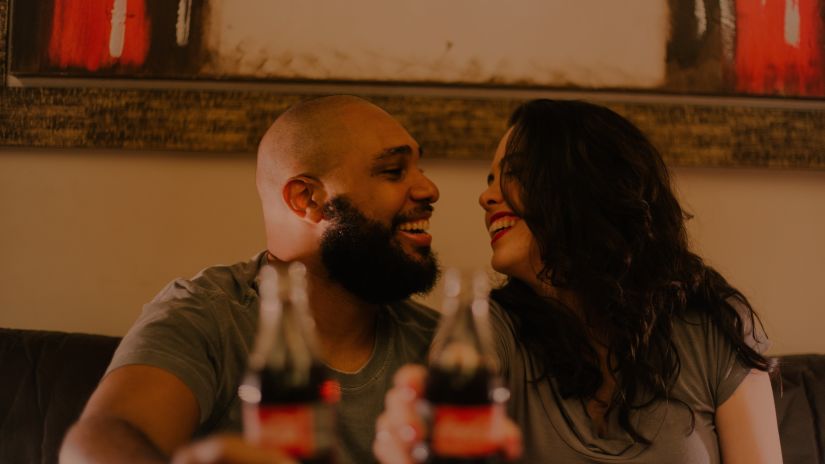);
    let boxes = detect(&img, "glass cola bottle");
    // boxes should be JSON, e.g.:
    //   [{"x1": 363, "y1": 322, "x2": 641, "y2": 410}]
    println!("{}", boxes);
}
[
  {"x1": 422, "y1": 269, "x2": 506, "y2": 464},
  {"x1": 239, "y1": 263, "x2": 339, "y2": 463}
]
